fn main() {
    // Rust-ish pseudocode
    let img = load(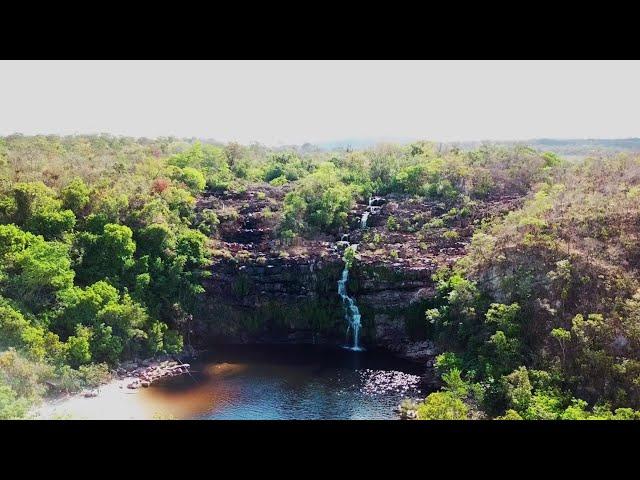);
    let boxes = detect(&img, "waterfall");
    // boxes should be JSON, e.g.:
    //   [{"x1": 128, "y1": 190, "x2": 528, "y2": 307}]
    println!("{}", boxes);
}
[
  {"x1": 338, "y1": 250, "x2": 363, "y2": 351},
  {"x1": 336, "y1": 197, "x2": 383, "y2": 351},
  {"x1": 360, "y1": 211, "x2": 370, "y2": 229},
  {"x1": 360, "y1": 197, "x2": 373, "y2": 229}
]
